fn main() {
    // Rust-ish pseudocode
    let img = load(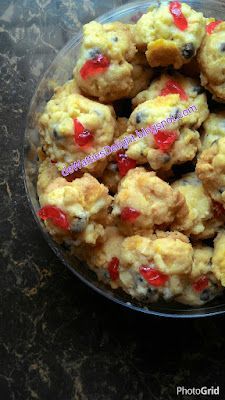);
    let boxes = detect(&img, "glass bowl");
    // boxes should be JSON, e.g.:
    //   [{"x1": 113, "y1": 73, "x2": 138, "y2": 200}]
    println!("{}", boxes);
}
[{"x1": 23, "y1": 0, "x2": 225, "y2": 318}]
